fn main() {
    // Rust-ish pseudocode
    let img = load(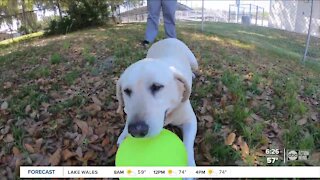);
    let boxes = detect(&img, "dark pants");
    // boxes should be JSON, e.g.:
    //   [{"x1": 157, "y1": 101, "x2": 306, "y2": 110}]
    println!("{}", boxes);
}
[{"x1": 145, "y1": 0, "x2": 177, "y2": 43}]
